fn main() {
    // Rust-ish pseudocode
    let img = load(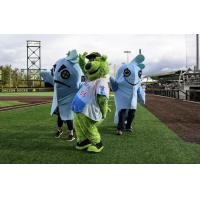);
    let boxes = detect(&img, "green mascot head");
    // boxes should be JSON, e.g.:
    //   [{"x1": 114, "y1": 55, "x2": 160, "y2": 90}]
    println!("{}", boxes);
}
[{"x1": 79, "y1": 52, "x2": 109, "y2": 81}]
